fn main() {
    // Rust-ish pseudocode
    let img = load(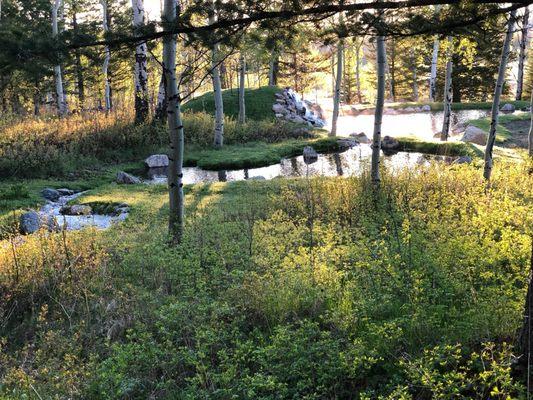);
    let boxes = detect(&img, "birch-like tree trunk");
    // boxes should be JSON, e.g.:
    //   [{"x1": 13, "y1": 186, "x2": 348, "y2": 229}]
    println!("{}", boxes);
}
[
  {"x1": 72, "y1": 13, "x2": 85, "y2": 108},
  {"x1": 101, "y1": 0, "x2": 112, "y2": 111},
  {"x1": 516, "y1": 7, "x2": 530, "y2": 101},
  {"x1": 331, "y1": 37, "x2": 344, "y2": 137},
  {"x1": 209, "y1": 0, "x2": 224, "y2": 147},
  {"x1": 371, "y1": 35, "x2": 386, "y2": 185},
  {"x1": 154, "y1": 75, "x2": 167, "y2": 121},
  {"x1": 132, "y1": 0, "x2": 148, "y2": 124},
  {"x1": 440, "y1": 37, "x2": 453, "y2": 141},
  {"x1": 483, "y1": 10, "x2": 516, "y2": 181},
  {"x1": 238, "y1": 53, "x2": 246, "y2": 124},
  {"x1": 162, "y1": 0, "x2": 184, "y2": 243},
  {"x1": 52, "y1": 0, "x2": 68, "y2": 117},
  {"x1": 429, "y1": 39, "x2": 440, "y2": 102}
]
